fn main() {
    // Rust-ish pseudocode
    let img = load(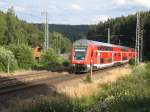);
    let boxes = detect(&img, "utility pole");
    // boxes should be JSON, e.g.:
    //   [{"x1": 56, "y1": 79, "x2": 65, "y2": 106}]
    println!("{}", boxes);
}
[
  {"x1": 107, "y1": 28, "x2": 111, "y2": 43},
  {"x1": 7, "y1": 56, "x2": 10, "y2": 74},
  {"x1": 135, "y1": 12, "x2": 143, "y2": 65},
  {"x1": 46, "y1": 11, "x2": 49, "y2": 50},
  {"x1": 90, "y1": 60, "x2": 93, "y2": 81},
  {"x1": 42, "y1": 11, "x2": 49, "y2": 51},
  {"x1": 140, "y1": 30, "x2": 143, "y2": 62}
]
